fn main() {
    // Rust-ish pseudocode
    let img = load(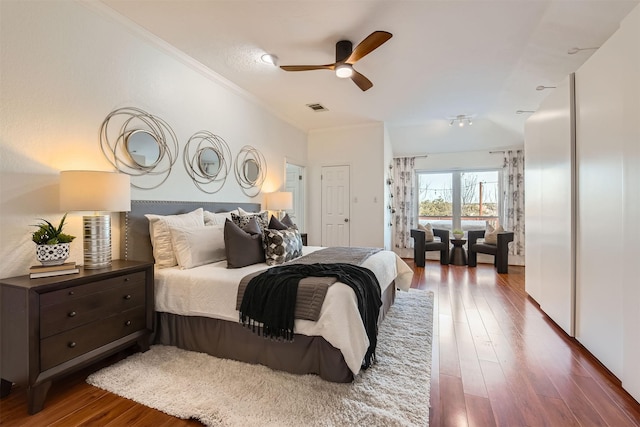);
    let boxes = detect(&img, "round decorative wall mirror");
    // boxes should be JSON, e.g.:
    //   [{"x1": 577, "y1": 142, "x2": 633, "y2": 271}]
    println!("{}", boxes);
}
[
  {"x1": 125, "y1": 130, "x2": 161, "y2": 168},
  {"x1": 234, "y1": 145, "x2": 266, "y2": 197},
  {"x1": 243, "y1": 158, "x2": 260, "y2": 184},
  {"x1": 100, "y1": 107, "x2": 178, "y2": 190},
  {"x1": 183, "y1": 131, "x2": 231, "y2": 194},
  {"x1": 198, "y1": 147, "x2": 221, "y2": 177}
]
